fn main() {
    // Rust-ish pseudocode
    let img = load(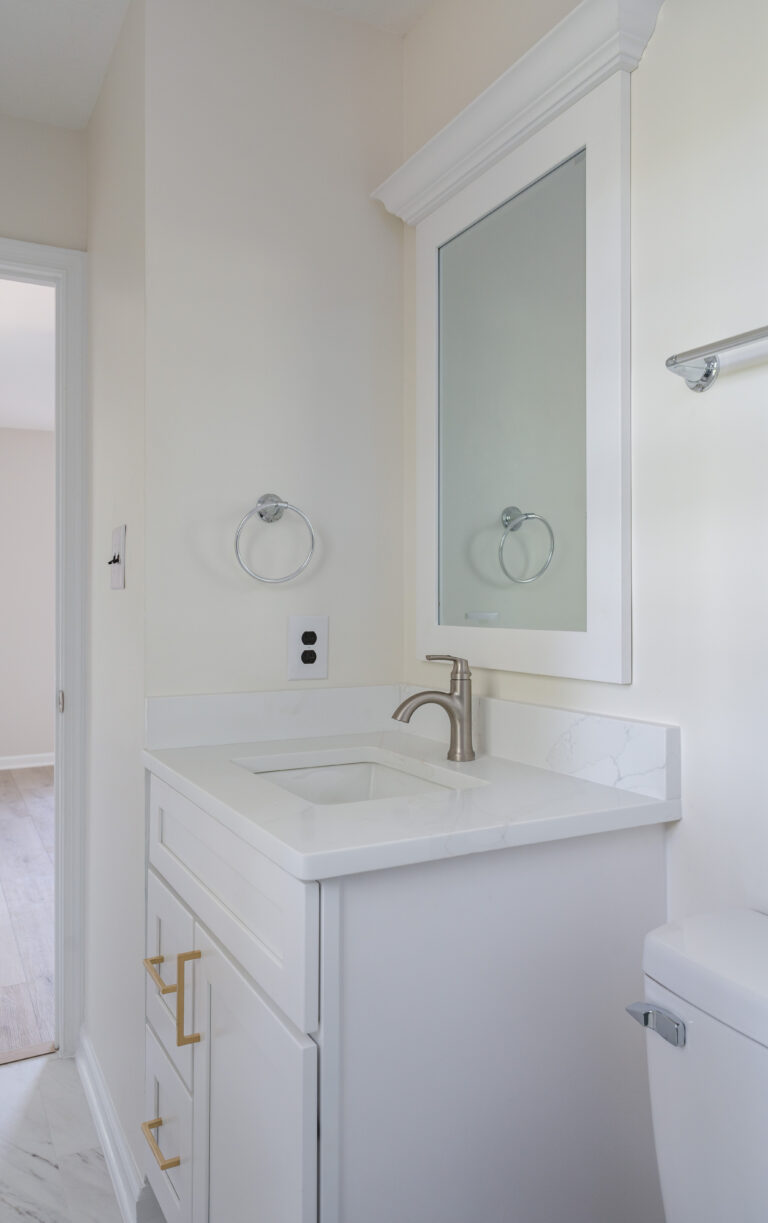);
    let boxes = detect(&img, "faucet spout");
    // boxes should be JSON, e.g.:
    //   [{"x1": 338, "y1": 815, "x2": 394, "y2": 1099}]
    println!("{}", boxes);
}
[
  {"x1": 392, "y1": 657, "x2": 475, "y2": 762},
  {"x1": 392, "y1": 690, "x2": 454, "y2": 723}
]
